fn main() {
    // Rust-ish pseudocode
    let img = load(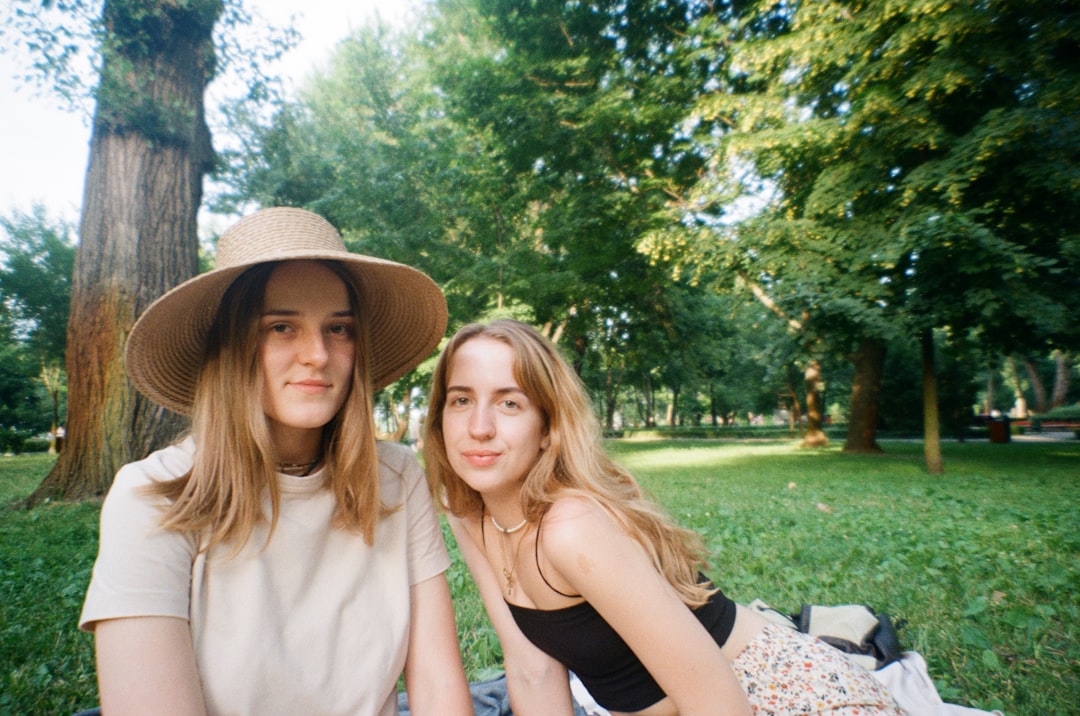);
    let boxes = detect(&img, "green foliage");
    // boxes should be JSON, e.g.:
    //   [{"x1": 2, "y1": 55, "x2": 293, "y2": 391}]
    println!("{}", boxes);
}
[
  {"x1": 0, "y1": 206, "x2": 75, "y2": 439},
  {"x1": 0, "y1": 205, "x2": 75, "y2": 364},
  {"x1": 1041, "y1": 404, "x2": 1080, "y2": 420},
  {"x1": 663, "y1": 0, "x2": 1080, "y2": 359}
]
